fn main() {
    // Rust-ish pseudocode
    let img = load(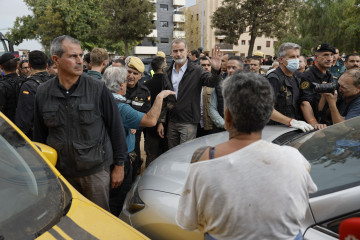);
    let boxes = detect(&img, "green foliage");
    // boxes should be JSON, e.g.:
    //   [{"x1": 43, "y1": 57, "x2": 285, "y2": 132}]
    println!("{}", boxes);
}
[
  {"x1": 211, "y1": 0, "x2": 298, "y2": 56},
  {"x1": 6, "y1": 0, "x2": 155, "y2": 54},
  {"x1": 101, "y1": 0, "x2": 155, "y2": 56},
  {"x1": 276, "y1": 0, "x2": 359, "y2": 55}
]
